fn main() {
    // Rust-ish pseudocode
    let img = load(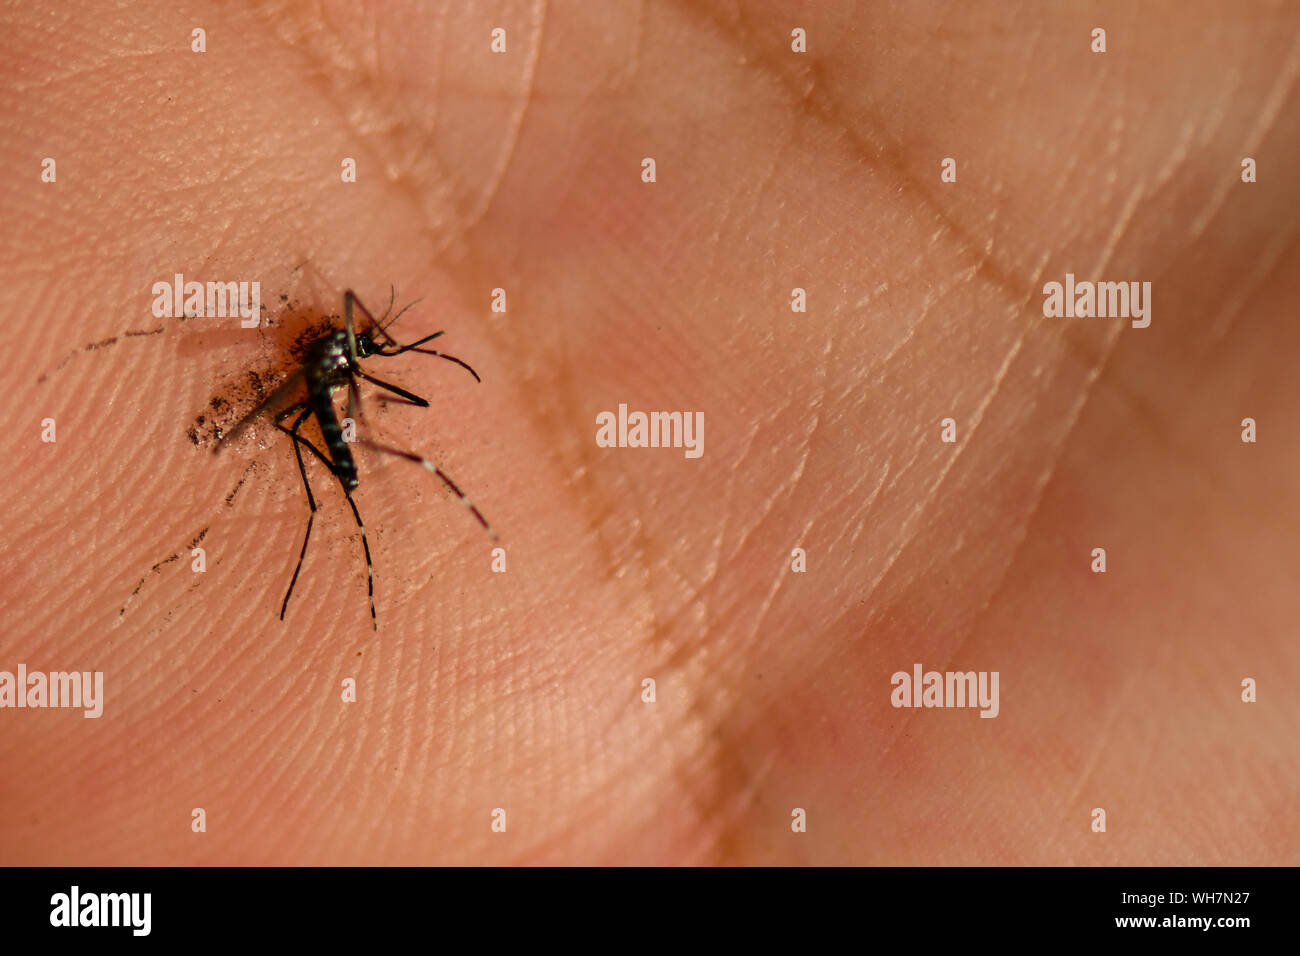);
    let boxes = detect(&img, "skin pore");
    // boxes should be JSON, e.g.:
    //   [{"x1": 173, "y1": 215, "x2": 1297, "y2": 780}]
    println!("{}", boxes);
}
[{"x1": 1, "y1": 1, "x2": 1297, "y2": 864}]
